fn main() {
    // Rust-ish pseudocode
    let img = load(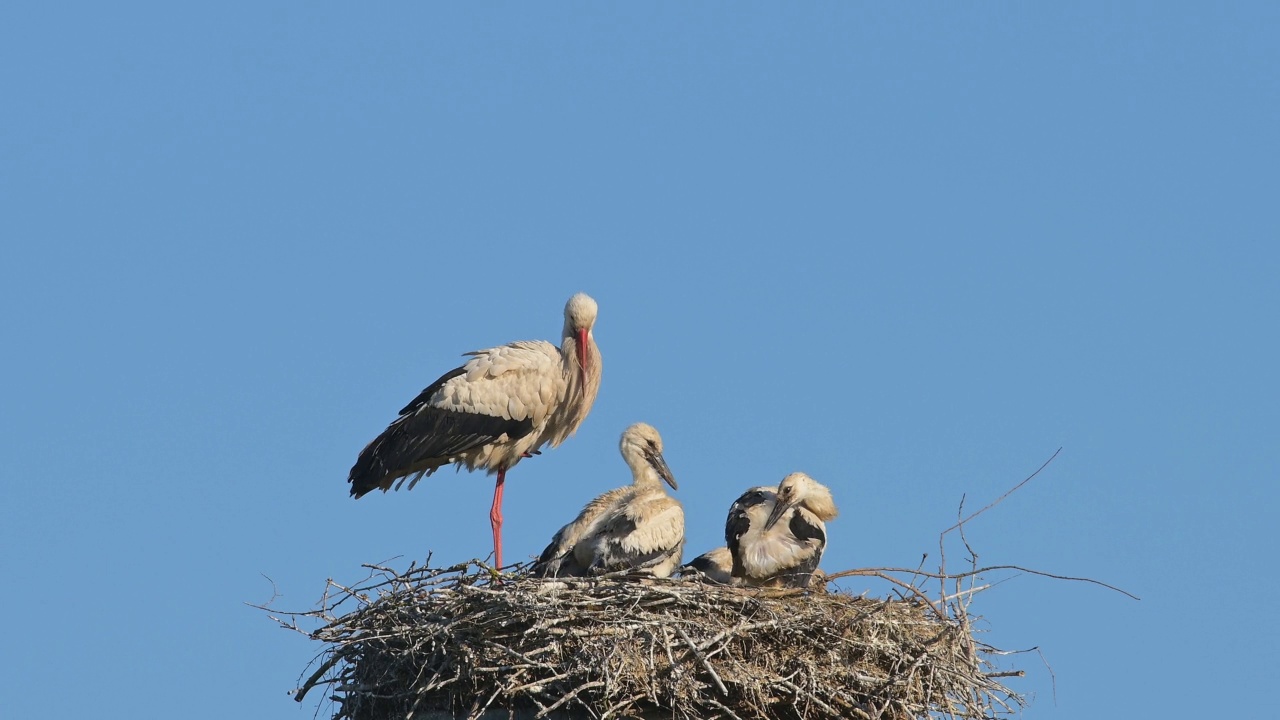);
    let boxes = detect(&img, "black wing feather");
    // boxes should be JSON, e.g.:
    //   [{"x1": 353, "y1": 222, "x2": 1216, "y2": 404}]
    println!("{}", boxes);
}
[
  {"x1": 686, "y1": 554, "x2": 719, "y2": 574},
  {"x1": 778, "y1": 513, "x2": 826, "y2": 588},
  {"x1": 398, "y1": 367, "x2": 467, "y2": 415},
  {"x1": 348, "y1": 365, "x2": 535, "y2": 497},
  {"x1": 788, "y1": 512, "x2": 826, "y2": 545},
  {"x1": 532, "y1": 528, "x2": 589, "y2": 578},
  {"x1": 725, "y1": 488, "x2": 769, "y2": 578},
  {"x1": 682, "y1": 550, "x2": 733, "y2": 584}
]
